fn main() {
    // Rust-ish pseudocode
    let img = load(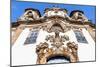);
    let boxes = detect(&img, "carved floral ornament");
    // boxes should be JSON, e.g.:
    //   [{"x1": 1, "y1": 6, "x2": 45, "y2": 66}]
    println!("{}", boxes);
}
[{"x1": 36, "y1": 28, "x2": 78, "y2": 64}]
